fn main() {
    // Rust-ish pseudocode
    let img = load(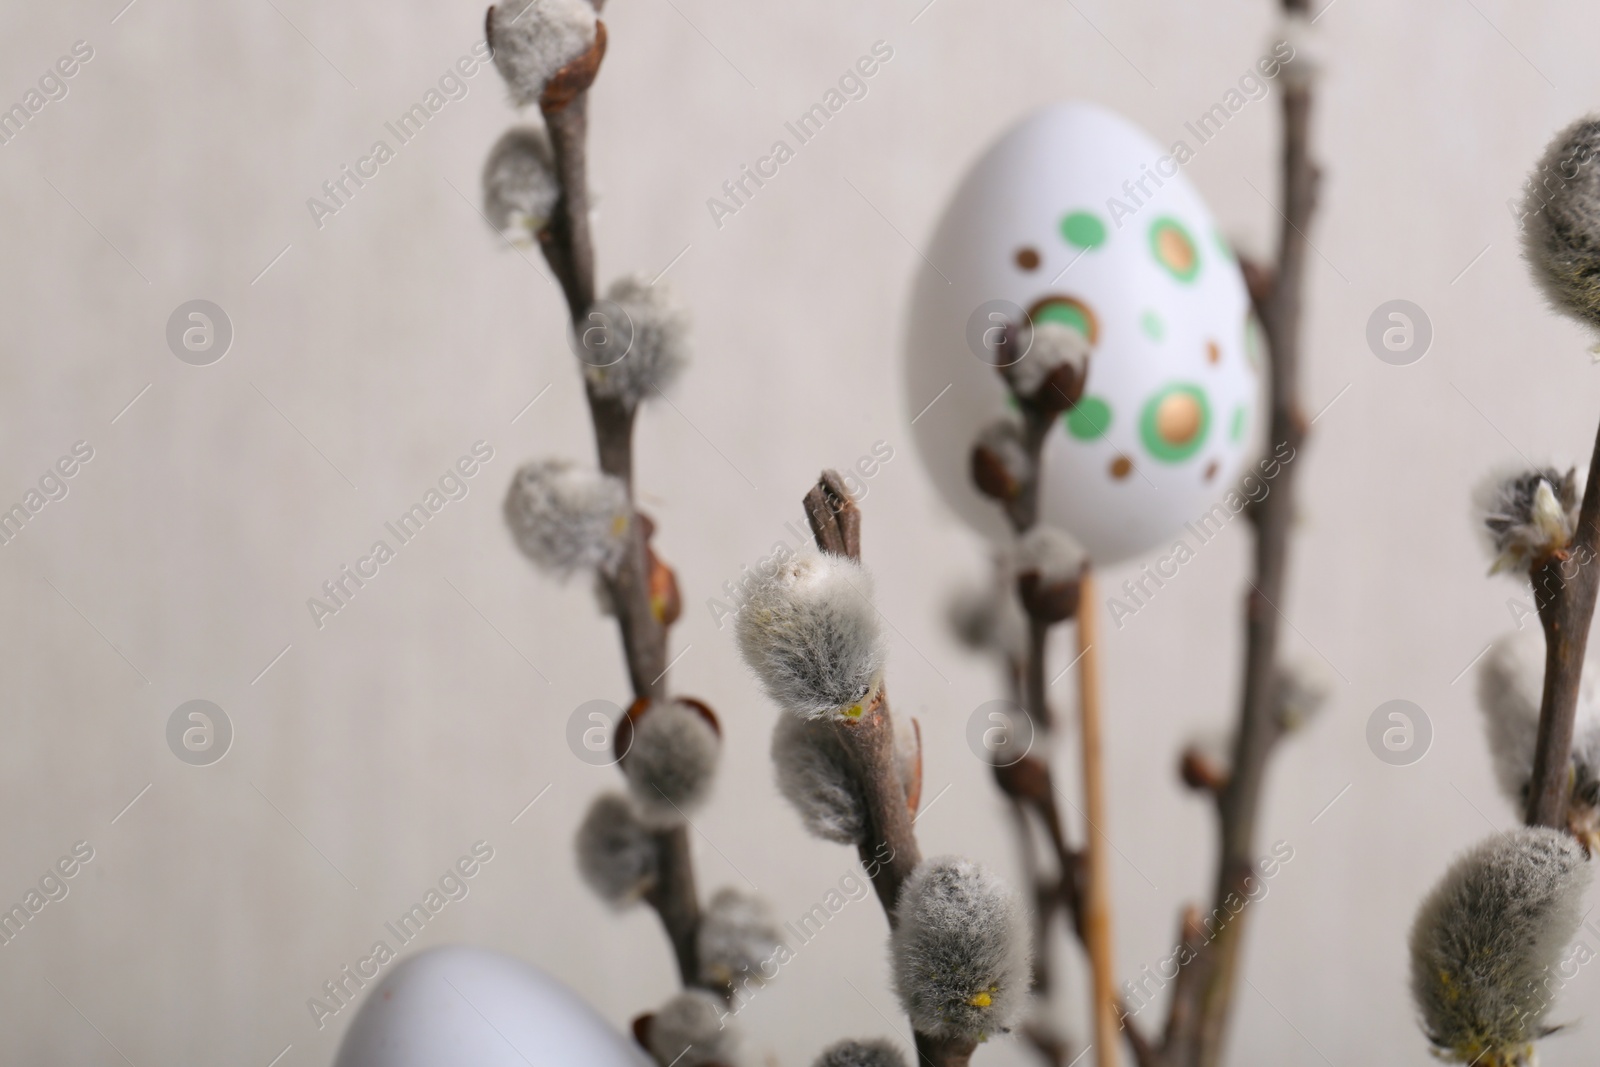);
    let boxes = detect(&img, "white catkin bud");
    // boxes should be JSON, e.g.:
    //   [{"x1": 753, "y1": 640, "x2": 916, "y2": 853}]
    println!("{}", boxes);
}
[
  {"x1": 771, "y1": 714, "x2": 865, "y2": 844},
  {"x1": 1015, "y1": 526, "x2": 1085, "y2": 585},
  {"x1": 625, "y1": 700, "x2": 721, "y2": 827},
  {"x1": 488, "y1": 0, "x2": 598, "y2": 108},
  {"x1": 1476, "y1": 466, "x2": 1580, "y2": 575},
  {"x1": 736, "y1": 548, "x2": 887, "y2": 720},
  {"x1": 583, "y1": 274, "x2": 691, "y2": 406},
  {"x1": 482, "y1": 126, "x2": 559, "y2": 245},
  {"x1": 1273, "y1": 662, "x2": 1329, "y2": 733},
  {"x1": 891, "y1": 857, "x2": 1031, "y2": 1041},
  {"x1": 813, "y1": 1039, "x2": 909, "y2": 1067},
  {"x1": 1409, "y1": 827, "x2": 1591, "y2": 1065},
  {"x1": 1521, "y1": 116, "x2": 1600, "y2": 332},
  {"x1": 646, "y1": 990, "x2": 739, "y2": 1067},
  {"x1": 1477, "y1": 628, "x2": 1600, "y2": 809},
  {"x1": 574, "y1": 793, "x2": 658, "y2": 906},
  {"x1": 698, "y1": 887, "x2": 786, "y2": 988},
  {"x1": 504, "y1": 459, "x2": 630, "y2": 577},
  {"x1": 946, "y1": 576, "x2": 1027, "y2": 662},
  {"x1": 1003, "y1": 321, "x2": 1090, "y2": 399}
]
